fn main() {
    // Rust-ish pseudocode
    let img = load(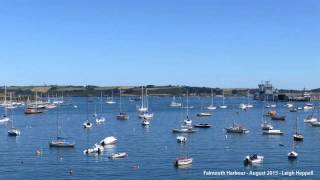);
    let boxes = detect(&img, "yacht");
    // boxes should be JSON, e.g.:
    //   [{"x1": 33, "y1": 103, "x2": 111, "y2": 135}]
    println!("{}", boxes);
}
[
  {"x1": 142, "y1": 118, "x2": 150, "y2": 126},
  {"x1": 196, "y1": 112, "x2": 212, "y2": 117},
  {"x1": 106, "y1": 90, "x2": 117, "y2": 104},
  {"x1": 304, "y1": 115, "x2": 317, "y2": 123},
  {"x1": 83, "y1": 144, "x2": 104, "y2": 155},
  {"x1": 116, "y1": 88, "x2": 129, "y2": 120},
  {"x1": 172, "y1": 126, "x2": 196, "y2": 133},
  {"x1": 137, "y1": 86, "x2": 148, "y2": 113},
  {"x1": 83, "y1": 121, "x2": 93, "y2": 128},
  {"x1": 49, "y1": 137, "x2": 75, "y2": 148},
  {"x1": 193, "y1": 123, "x2": 212, "y2": 128},
  {"x1": 207, "y1": 89, "x2": 217, "y2": 110},
  {"x1": 293, "y1": 116, "x2": 304, "y2": 141},
  {"x1": 304, "y1": 103, "x2": 313, "y2": 110},
  {"x1": 219, "y1": 91, "x2": 228, "y2": 109},
  {"x1": 225, "y1": 123, "x2": 249, "y2": 134}
]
